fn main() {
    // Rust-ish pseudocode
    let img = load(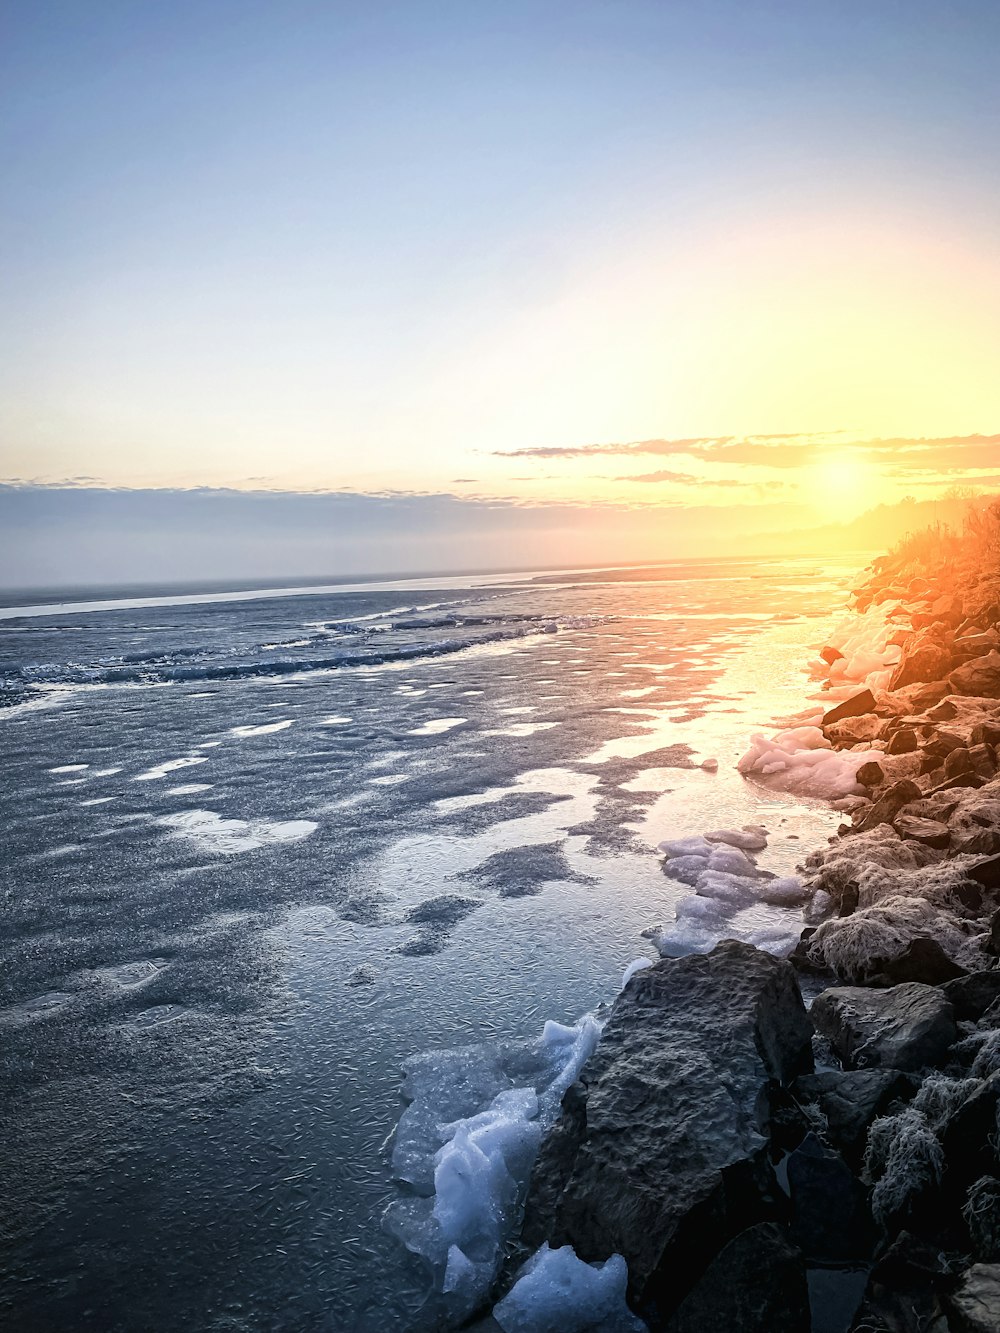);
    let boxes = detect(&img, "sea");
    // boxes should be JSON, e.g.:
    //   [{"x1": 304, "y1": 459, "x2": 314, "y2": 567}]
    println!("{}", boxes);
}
[{"x1": 1, "y1": 556, "x2": 864, "y2": 1331}]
